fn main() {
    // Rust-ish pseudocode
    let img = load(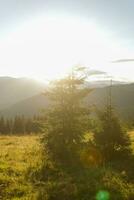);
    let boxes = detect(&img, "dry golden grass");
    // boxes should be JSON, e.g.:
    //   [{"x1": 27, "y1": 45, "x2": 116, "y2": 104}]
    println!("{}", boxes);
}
[
  {"x1": 0, "y1": 134, "x2": 43, "y2": 200},
  {"x1": 0, "y1": 131, "x2": 134, "y2": 199},
  {"x1": 129, "y1": 130, "x2": 134, "y2": 153}
]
